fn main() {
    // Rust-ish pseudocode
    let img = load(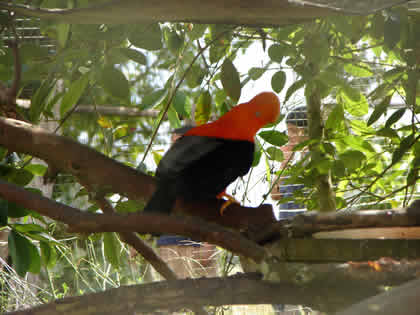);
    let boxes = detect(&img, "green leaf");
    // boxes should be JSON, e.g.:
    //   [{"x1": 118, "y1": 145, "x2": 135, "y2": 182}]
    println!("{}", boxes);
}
[
  {"x1": 248, "y1": 67, "x2": 264, "y2": 80},
  {"x1": 392, "y1": 134, "x2": 414, "y2": 164},
  {"x1": 384, "y1": 13, "x2": 401, "y2": 49},
  {"x1": 141, "y1": 89, "x2": 167, "y2": 110},
  {"x1": 1, "y1": 198, "x2": 29, "y2": 218},
  {"x1": 8, "y1": 169, "x2": 34, "y2": 186},
  {"x1": 30, "y1": 79, "x2": 56, "y2": 123},
  {"x1": 258, "y1": 130, "x2": 288, "y2": 146},
  {"x1": 20, "y1": 44, "x2": 49, "y2": 63},
  {"x1": 165, "y1": 29, "x2": 184, "y2": 54},
  {"x1": 252, "y1": 139, "x2": 262, "y2": 167},
  {"x1": 188, "y1": 24, "x2": 207, "y2": 40},
  {"x1": 116, "y1": 200, "x2": 144, "y2": 214},
  {"x1": 385, "y1": 108, "x2": 406, "y2": 128},
  {"x1": 167, "y1": 106, "x2": 181, "y2": 129},
  {"x1": 172, "y1": 91, "x2": 189, "y2": 117},
  {"x1": 325, "y1": 103, "x2": 344, "y2": 130},
  {"x1": 339, "y1": 87, "x2": 368, "y2": 117},
  {"x1": 152, "y1": 151, "x2": 162, "y2": 167},
  {"x1": 321, "y1": 142, "x2": 336, "y2": 156},
  {"x1": 339, "y1": 150, "x2": 366, "y2": 171},
  {"x1": 407, "y1": 160, "x2": 419, "y2": 185},
  {"x1": 27, "y1": 241, "x2": 41, "y2": 274},
  {"x1": 268, "y1": 44, "x2": 284, "y2": 63},
  {"x1": 350, "y1": 120, "x2": 375, "y2": 136},
  {"x1": 266, "y1": 146, "x2": 284, "y2": 161},
  {"x1": 315, "y1": 159, "x2": 333, "y2": 175},
  {"x1": 60, "y1": 73, "x2": 90, "y2": 117},
  {"x1": 284, "y1": 79, "x2": 304, "y2": 103},
  {"x1": 24, "y1": 164, "x2": 47, "y2": 176},
  {"x1": 186, "y1": 64, "x2": 206, "y2": 88},
  {"x1": 367, "y1": 95, "x2": 391, "y2": 126},
  {"x1": 103, "y1": 232, "x2": 121, "y2": 269},
  {"x1": 376, "y1": 127, "x2": 399, "y2": 138},
  {"x1": 370, "y1": 13, "x2": 385, "y2": 39},
  {"x1": 195, "y1": 91, "x2": 212, "y2": 125},
  {"x1": 128, "y1": 23, "x2": 162, "y2": 50},
  {"x1": 271, "y1": 71, "x2": 286, "y2": 93},
  {"x1": 383, "y1": 68, "x2": 404, "y2": 81},
  {"x1": 117, "y1": 48, "x2": 147, "y2": 65},
  {"x1": 343, "y1": 63, "x2": 373, "y2": 77},
  {"x1": 333, "y1": 160, "x2": 346, "y2": 178},
  {"x1": 221, "y1": 58, "x2": 241, "y2": 103},
  {"x1": 57, "y1": 23, "x2": 70, "y2": 48},
  {"x1": 8, "y1": 231, "x2": 32, "y2": 277},
  {"x1": 209, "y1": 25, "x2": 231, "y2": 64},
  {"x1": 40, "y1": 241, "x2": 57, "y2": 269},
  {"x1": 12, "y1": 223, "x2": 46, "y2": 233},
  {"x1": 99, "y1": 66, "x2": 130, "y2": 102}
]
